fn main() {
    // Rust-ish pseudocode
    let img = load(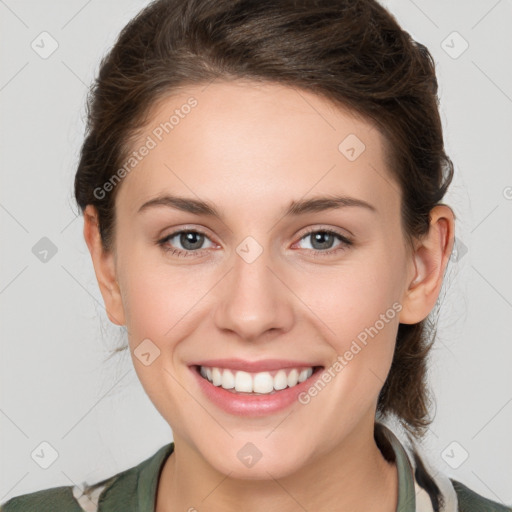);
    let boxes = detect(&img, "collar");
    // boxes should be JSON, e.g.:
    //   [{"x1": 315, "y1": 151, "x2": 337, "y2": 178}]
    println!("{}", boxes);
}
[
  {"x1": 376, "y1": 422, "x2": 417, "y2": 511},
  {"x1": 377, "y1": 422, "x2": 459, "y2": 512}
]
